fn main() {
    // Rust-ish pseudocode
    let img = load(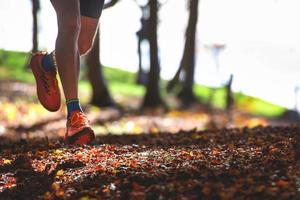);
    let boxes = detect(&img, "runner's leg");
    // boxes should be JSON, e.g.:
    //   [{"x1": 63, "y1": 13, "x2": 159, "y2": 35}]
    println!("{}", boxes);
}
[{"x1": 50, "y1": 0, "x2": 81, "y2": 100}]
